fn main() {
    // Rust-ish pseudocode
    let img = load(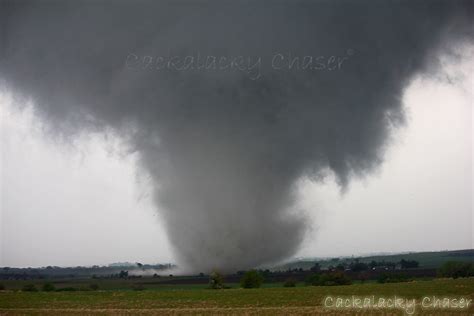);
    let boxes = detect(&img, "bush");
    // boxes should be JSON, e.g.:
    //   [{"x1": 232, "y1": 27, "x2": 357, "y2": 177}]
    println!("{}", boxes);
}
[
  {"x1": 22, "y1": 284, "x2": 38, "y2": 292},
  {"x1": 89, "y1": 283, "x2": 99, "y2": 290},
  {"x1": 132, "y1": 285, "x2": 146, "y2": 291},
  {"x1": 209, "y1": 271, "x2": 225, "y2": 289},
  {"x1": 0, "y1": 284, "x2": 5, "y2": 290},
  {"x1": 42, "y1": 283, "x2": 56, "y2": 292},
  {"x1": 320, "y1": 272, "x2": 352, "y2": 286},
  {"x1": 377, "y1": 273, "x2": 411, "y2": 284},
  {"x1": 438, "y1": 261, "x2": 474, "y2": 279},
  {"x1": 56, "y1": 287, "x2": 77, "y2": 292},
  {"x1": 240, "y1": 270, "x2": 263, "y2": 288},
  {"x1": 283, "y1": 278, "x2": 297, "y2": 287},
  {"x1": 306, "y1": 272, "x2": 351, "y2": 286},
  {"x1": 305, "y1": 273, "x2": 321, "y2": 286}
]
